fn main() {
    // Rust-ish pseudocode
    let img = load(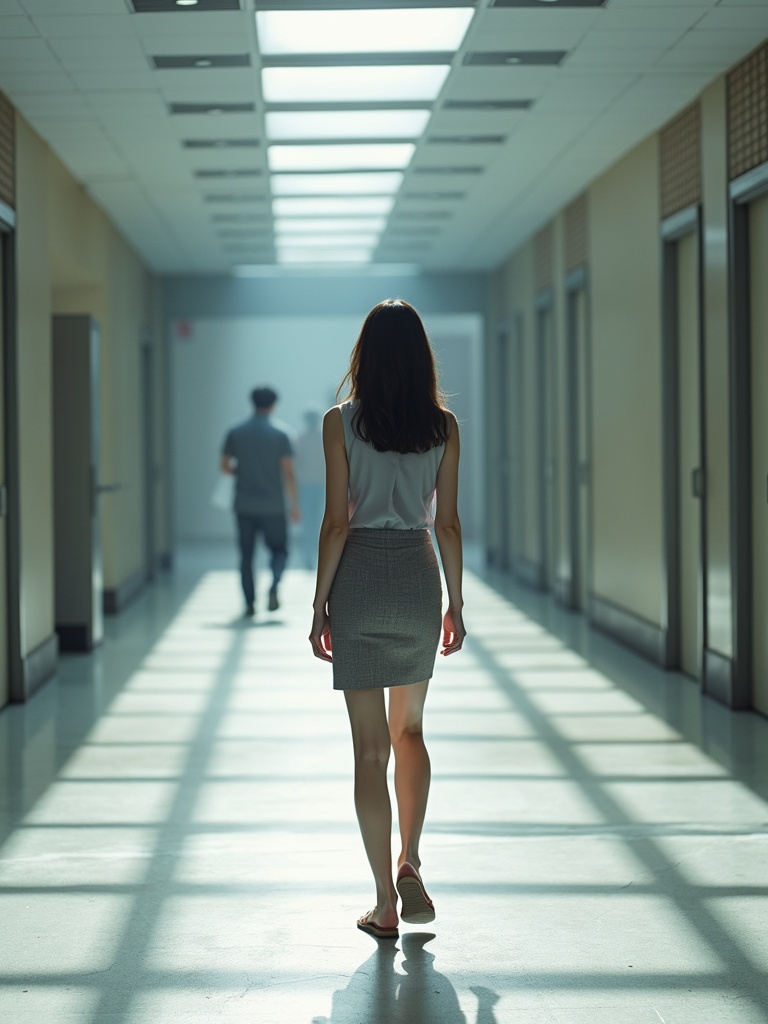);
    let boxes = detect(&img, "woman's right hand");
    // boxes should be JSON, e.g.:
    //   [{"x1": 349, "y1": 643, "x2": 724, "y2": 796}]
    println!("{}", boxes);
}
[
  {"x1": 441, "y1": 606, "x2": 466, "y2": 656},
  {"x1": 309, "y1": 607, "x2": 333, "y2": 663}
]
